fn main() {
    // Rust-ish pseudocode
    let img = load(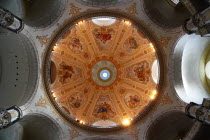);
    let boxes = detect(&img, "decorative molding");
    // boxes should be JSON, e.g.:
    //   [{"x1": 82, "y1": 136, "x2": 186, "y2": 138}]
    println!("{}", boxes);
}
[
  {"x1": 35, "y1": 96, "x2": 48, "y2": 108},
  {"x1": 160, "y1": 37, "x2": 171, "y2": 48},
  {"x1": 160, "y1": 93, "x2": 173, "y2": 106},
  {"x1": 70, "y1": 129, "x2": 80, "y2": 140},
  {"x1": 36, "y1": 35, "x2": 50, "y2": 47},
  {"x1": 127, "y1": 3, "x2": 137, "y2": 15},
  {"x1": 70, "y1": 3, "x2": 81, "y2": 16}
]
